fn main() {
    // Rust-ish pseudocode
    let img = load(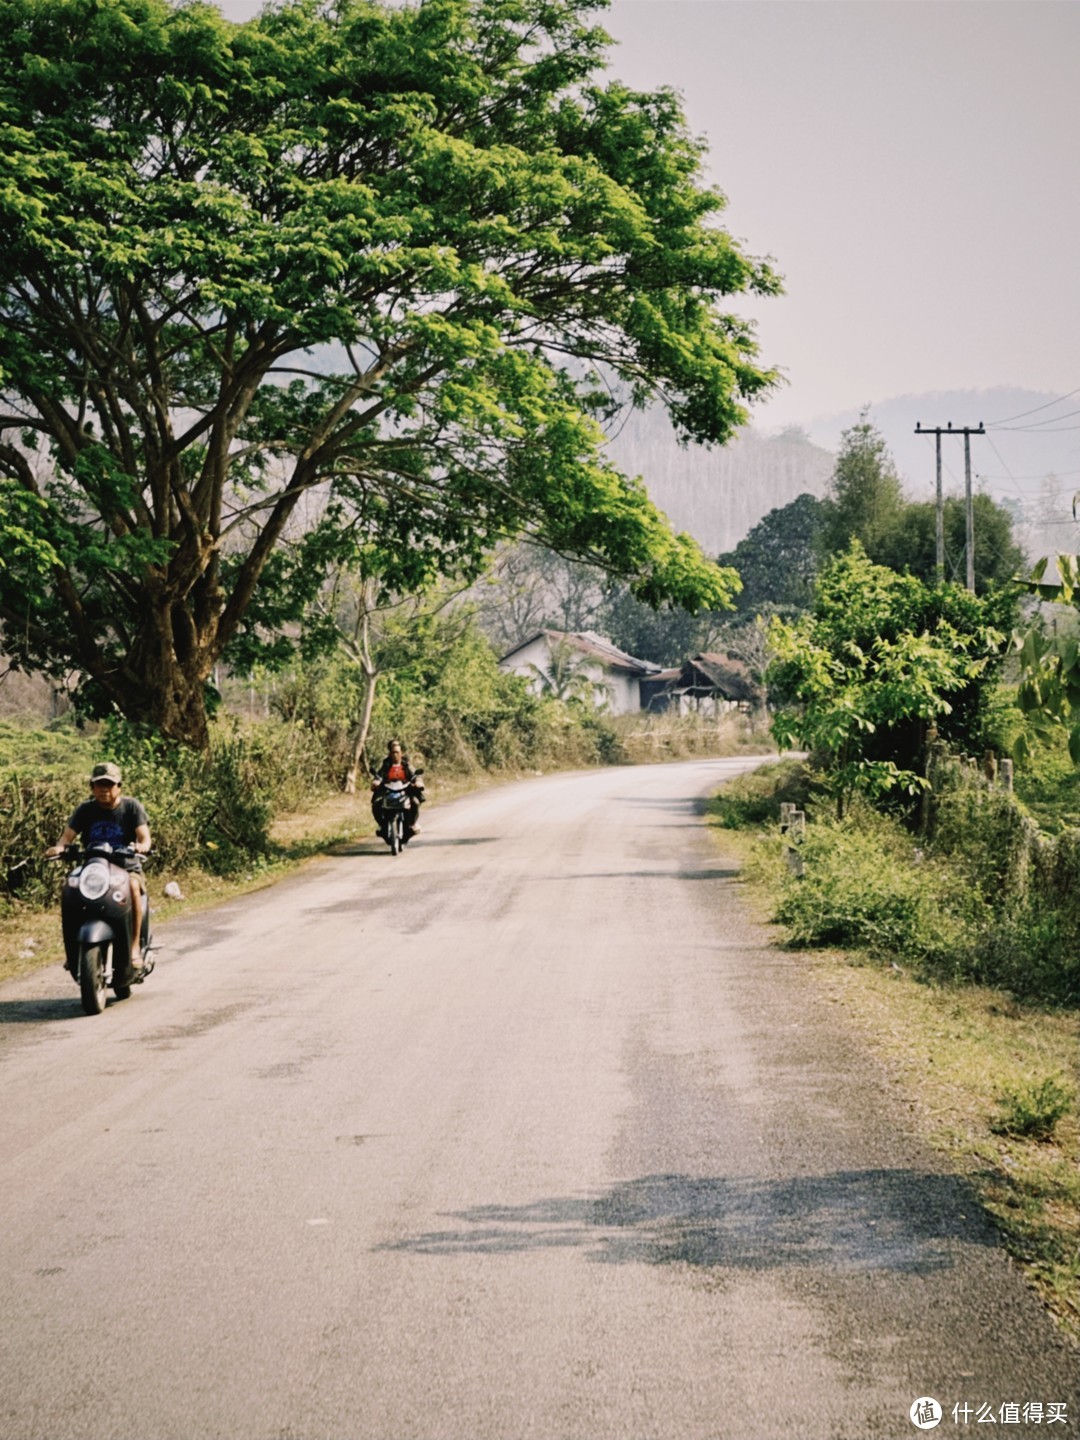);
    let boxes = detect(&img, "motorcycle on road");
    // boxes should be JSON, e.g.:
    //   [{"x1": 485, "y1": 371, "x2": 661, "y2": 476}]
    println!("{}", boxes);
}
[
  {"x1": 54, "y1": 843, "x2": 155, "y2": 1014},
  {"x1": 373, "y1": 769, "x2": 424, "y2": 857}
]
